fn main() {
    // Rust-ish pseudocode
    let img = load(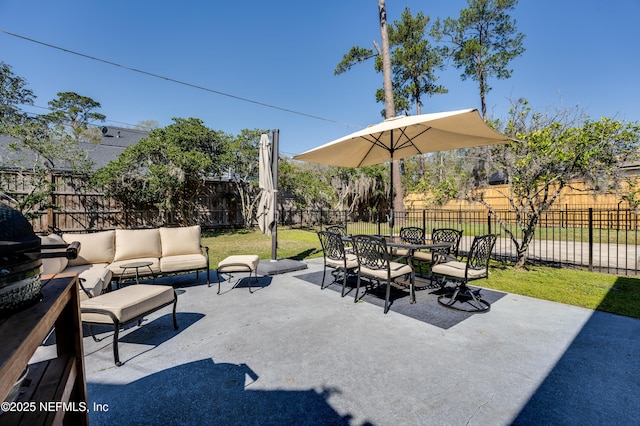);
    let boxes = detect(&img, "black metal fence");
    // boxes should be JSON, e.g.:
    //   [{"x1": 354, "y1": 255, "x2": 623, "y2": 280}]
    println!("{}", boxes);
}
[{"x1": 281, "y1": 207, "x2": 640, "y2": 276}]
